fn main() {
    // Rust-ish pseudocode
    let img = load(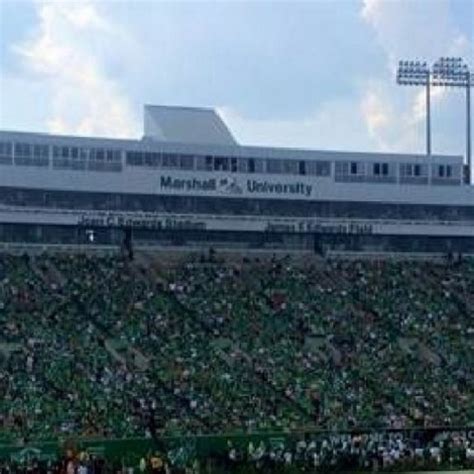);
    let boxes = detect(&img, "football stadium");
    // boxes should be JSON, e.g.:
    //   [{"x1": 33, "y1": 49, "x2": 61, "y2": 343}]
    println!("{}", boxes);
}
[{"x1": 0, "y1": 102, "x2": 472, "y2": 473}]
